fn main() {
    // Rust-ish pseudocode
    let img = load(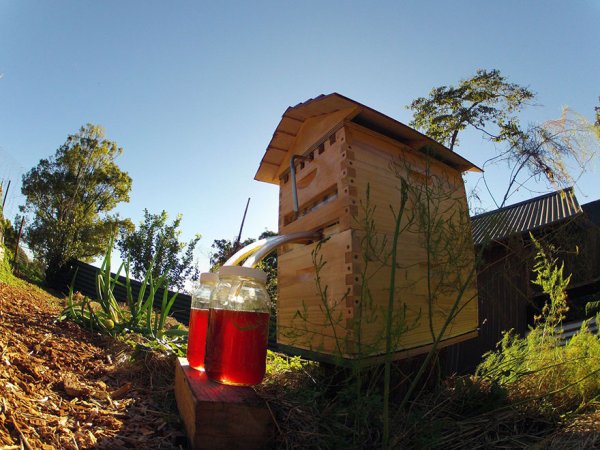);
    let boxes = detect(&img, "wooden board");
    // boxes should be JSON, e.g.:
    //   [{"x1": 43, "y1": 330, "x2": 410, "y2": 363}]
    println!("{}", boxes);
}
[
  {"x1": 275, "y1": 107, "x2": 356, "y2": 180},
  {"x1": 278, "y1": 127, "x2": 350, "y2": 232},
  {"x1": 277, "y1": 227, "x2": 478, "y2": 358},
  {"x1": 174, "y1": 358, "x2": 273, "y2": 449},
  {"x1": 277, "y1": 229, "x2": 355, "y2": 356}
]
